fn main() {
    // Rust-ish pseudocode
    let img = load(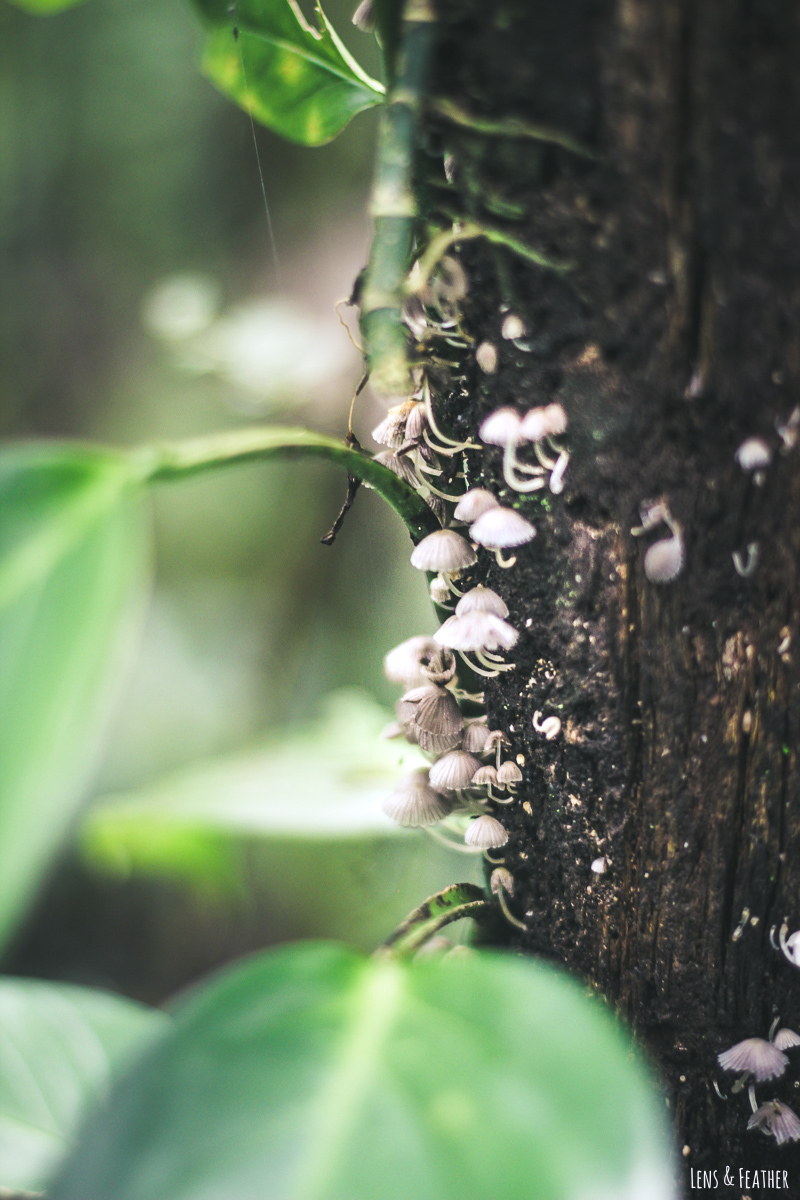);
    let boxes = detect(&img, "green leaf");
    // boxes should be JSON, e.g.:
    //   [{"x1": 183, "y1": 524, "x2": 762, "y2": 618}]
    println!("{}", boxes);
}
[
  {"x1": 51, "y1": 944, "x2": 676, "y2": 1200},
  {"x1": 0, "y1": 444, "x2": 149, "y2": 950},
  {"x1": 78, "y1": 692, "x2": 479, "y2": 947},
  {"x1": 5, "y1": 0, "x2": 87, "y2": 11},
  {"x1": 0, "y1": 978, "x2": 168, "y2": 1193},
  {"x1": 193, "y1": 0, "x2": 384, "y2": 146}
]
